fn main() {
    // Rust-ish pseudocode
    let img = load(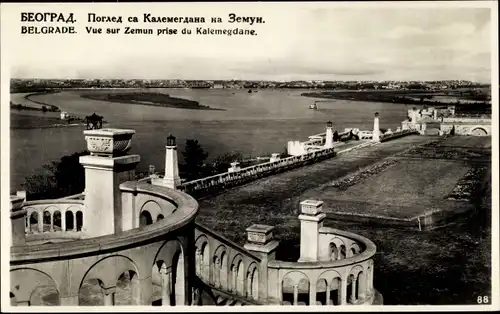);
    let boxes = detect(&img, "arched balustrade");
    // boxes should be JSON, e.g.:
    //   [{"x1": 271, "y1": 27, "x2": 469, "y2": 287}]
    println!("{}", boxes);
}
[
  {"x1": 10, "y1": 268, "x2": 61, "y2": 306},
  {"x1": 282, "y1": 271, "x2": 310, "y2": 305},
  {"x1": 246, "y1": 263, "x2": 259, "y2": 300},
  {"x1": 78, "y1": 255, "x2": 141, "y2": 306},
  {"x1": 195, "y1": 236, "x2": 210, "y2": 281},
  {"x1": 153, "y1": 240, "x2": 186, "y2": 306},
  {"x1": 24, "y1": 204, "x2": 84, "y2": 234}
]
